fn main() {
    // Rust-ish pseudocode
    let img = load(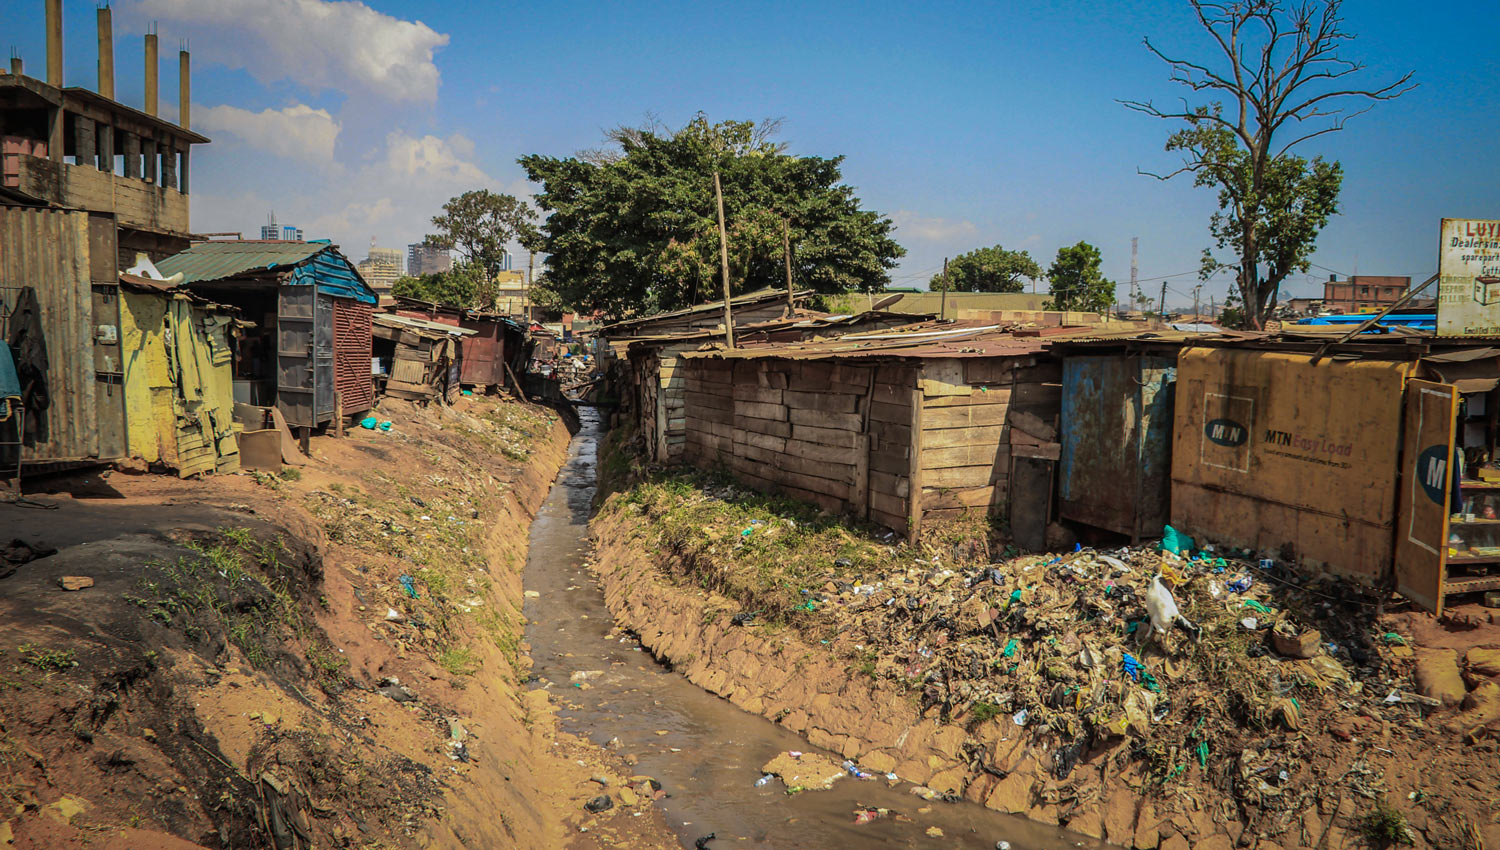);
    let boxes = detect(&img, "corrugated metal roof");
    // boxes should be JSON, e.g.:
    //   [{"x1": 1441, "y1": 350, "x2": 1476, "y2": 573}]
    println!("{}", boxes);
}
[
  {"x1": 598, "y1": 287, "x2": 808, "y2": 334},
  {"x1": 373, "y1": 312, "x2": 476, "y2": 337},
  {"x1": 156, "y1": 240, "x2": 328, "y2": 283},
  {"x1": 157, "y1": 241, "x2": 377, "y2": 305},
  {"x1": 681, "y1": 321, "x2": 1237, "y2": 362}
]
